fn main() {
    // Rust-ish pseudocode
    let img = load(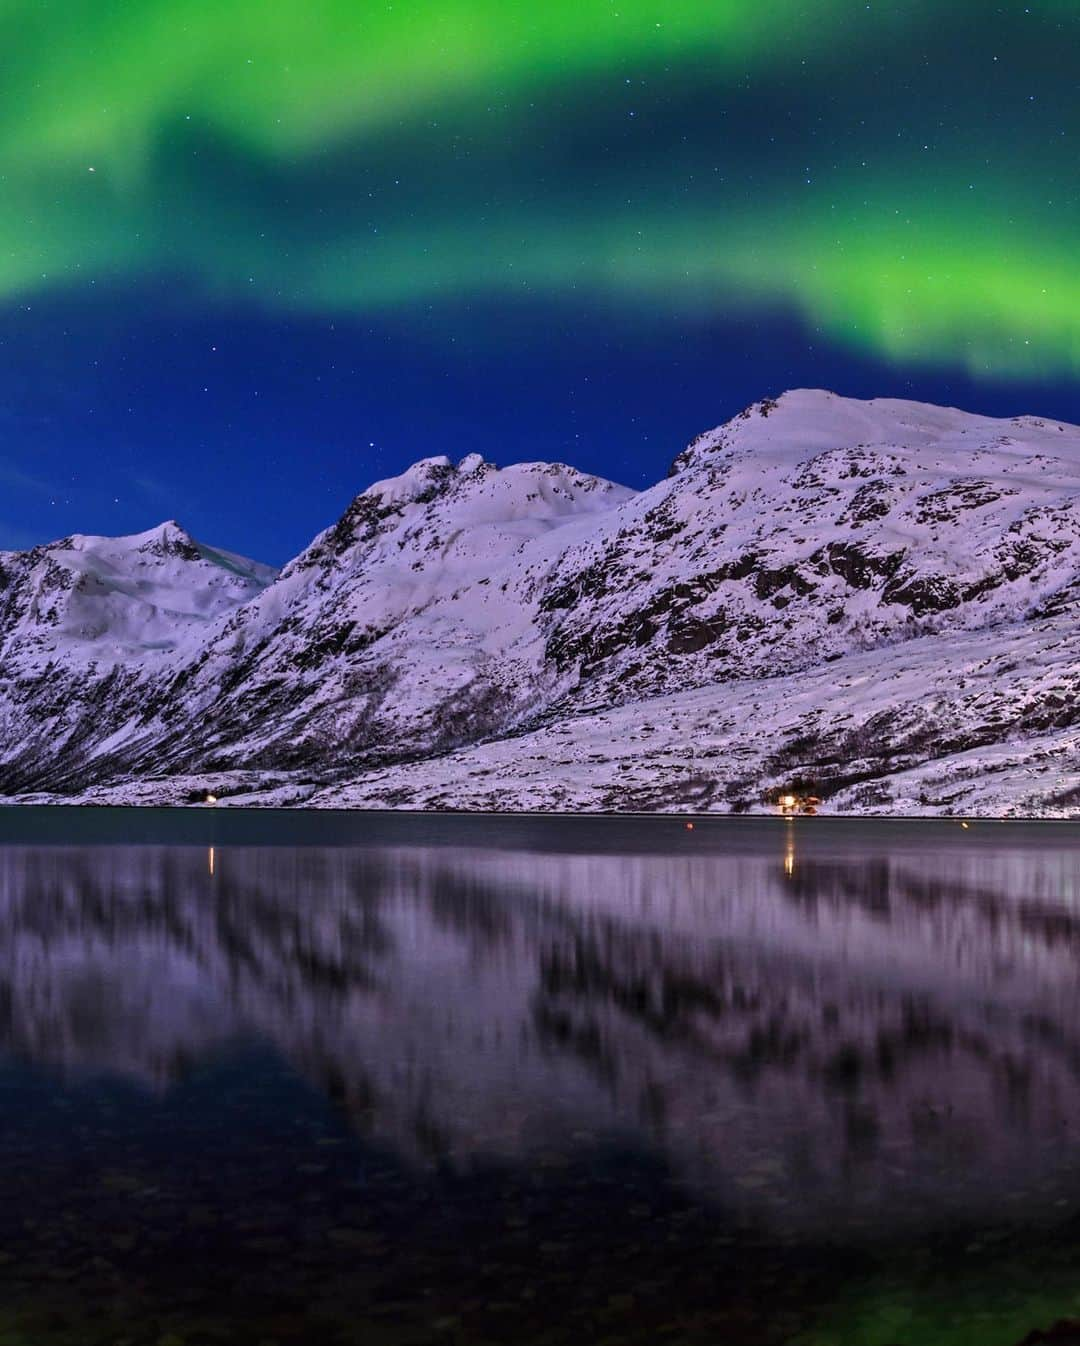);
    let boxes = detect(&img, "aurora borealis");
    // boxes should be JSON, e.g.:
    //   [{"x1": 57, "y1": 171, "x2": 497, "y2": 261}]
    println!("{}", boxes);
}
[{"x1": 2, "y1": 0, "x2": 1078, "y2": 559}]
